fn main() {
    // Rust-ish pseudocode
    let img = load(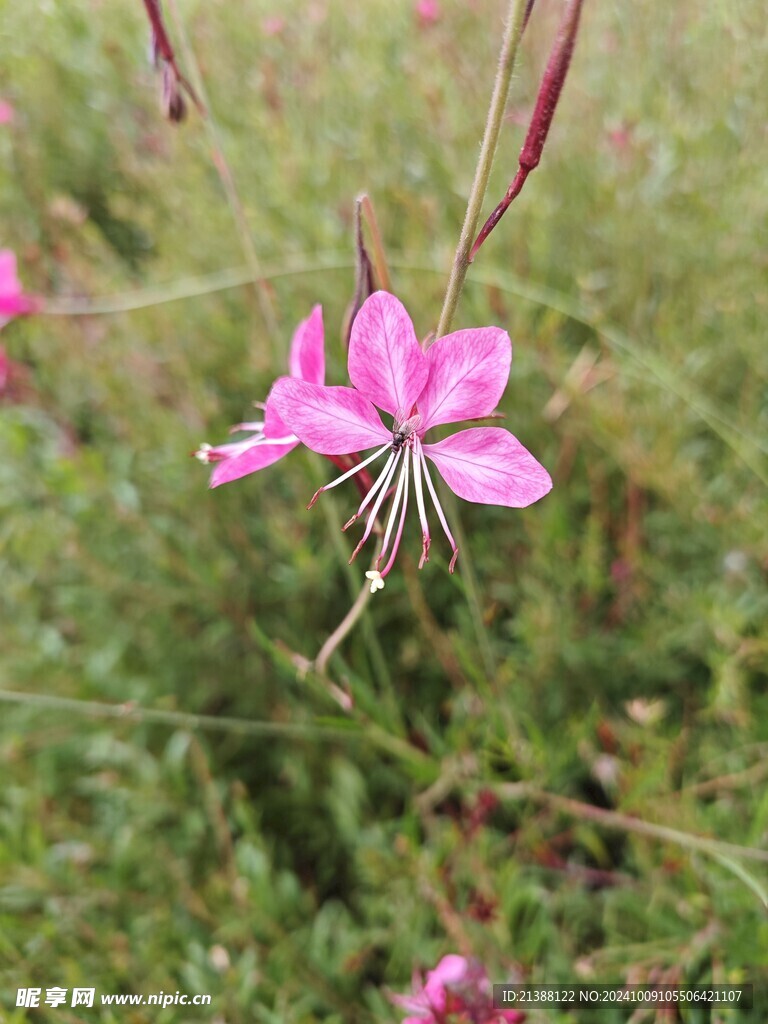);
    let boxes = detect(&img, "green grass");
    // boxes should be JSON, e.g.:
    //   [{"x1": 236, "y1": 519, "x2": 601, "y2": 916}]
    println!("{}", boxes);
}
[{"x1": 1, "y1": 0, "x2": 767, "y2": 1020}]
